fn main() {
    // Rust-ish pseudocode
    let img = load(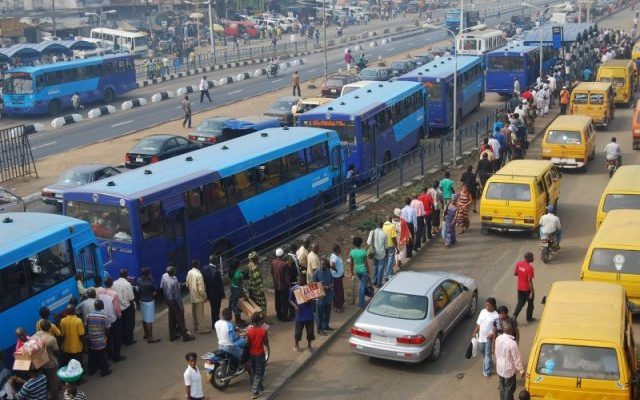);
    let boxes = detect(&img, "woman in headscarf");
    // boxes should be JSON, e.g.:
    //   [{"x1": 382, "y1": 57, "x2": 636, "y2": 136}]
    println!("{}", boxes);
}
[
  {"x1": 247, "y1": 251, "x2": 267, "y2": 318},
  {"x1": 443, "y1": 194, "x2": 458, "y2": 248},
  {"x1": 456, "y1": 185, "x2": 472, "y2": 234},
  {"x1": 393, "y1": 208, "x2": 411, "y2": 270}
]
